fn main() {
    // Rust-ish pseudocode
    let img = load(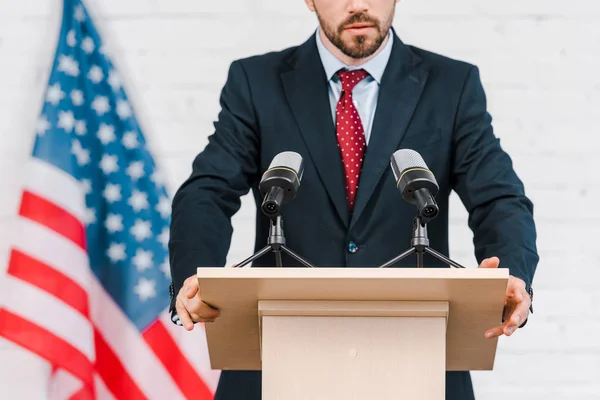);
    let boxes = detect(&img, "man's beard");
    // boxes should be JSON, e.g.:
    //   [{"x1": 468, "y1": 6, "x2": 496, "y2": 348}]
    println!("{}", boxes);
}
[{"x1": 318, "y1": 11, "x2": 392, "y2": 59}]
